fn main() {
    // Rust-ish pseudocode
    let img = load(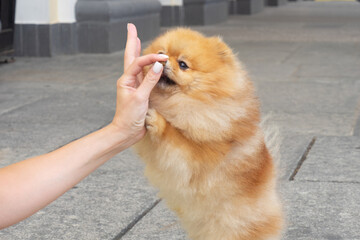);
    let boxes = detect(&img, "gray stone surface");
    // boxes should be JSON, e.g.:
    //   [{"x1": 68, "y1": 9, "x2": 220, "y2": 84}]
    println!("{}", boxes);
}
[
  {"x1": 266, "y1": 112, "x2": 356, "y2": 136},
  {"x1": 354, "y1": 115, "x2": 360, "y2": 136},
  {"x1": 119, "y1": 181, "x2": 360, "y2": 240},
  {"x1": 280, "y1": 182, "x2": 360, "y2": 240},
  {"x1": 277, "y1": 134, "x2": 314, "y2": 181},
  {"x1": 0, "y1": 150, "x2": 158, "y2": 240},
  {"x1": 14, "y1": 23, "x2": 78, "y2": 57},
  {"x1": 229, "y1": 0, "x2": 265, "y2": 15},
  {"x1": 195, "y1": 2, "x2": 360, "y2": 43},
  {"x1": 1, "y1": 1, "x2": 360, "y2": 239},
  {"x1": 284, "y1": 43, "x2": 360, "y2": 66},
  {"x1": 297, "y1": 64, "x2": 360, "y2": 79},
  {"x1": 257, "y1": 81, "x2": 360, "y2": 114},
  {"x1": 267, "y1": 0, "x2": 287, "y2": 7},
  {"x1": 21, "y1": 25, "x2": 38, "y2": 57},
  {"x1": 38, "y1": 25, "x2": 52, "y2": 57},
  {"x1": 53, "y1": 24, "x2": 78, "y2": 55},
  {"x1": 76, "y1": 0, "x2": 161, "y2": 54},
  {"x1": 183, "y1": 0, "x2": 229, "y2": 25},
  {"x1": 161, "y1": 6, "x2": 185, "y2": 27},
  {"x1": 295, "y1": 136, "x2": 360, "y2": 183},
  {"x1": 122, "y1": 201, "x2": 187, "y2": 240}
]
